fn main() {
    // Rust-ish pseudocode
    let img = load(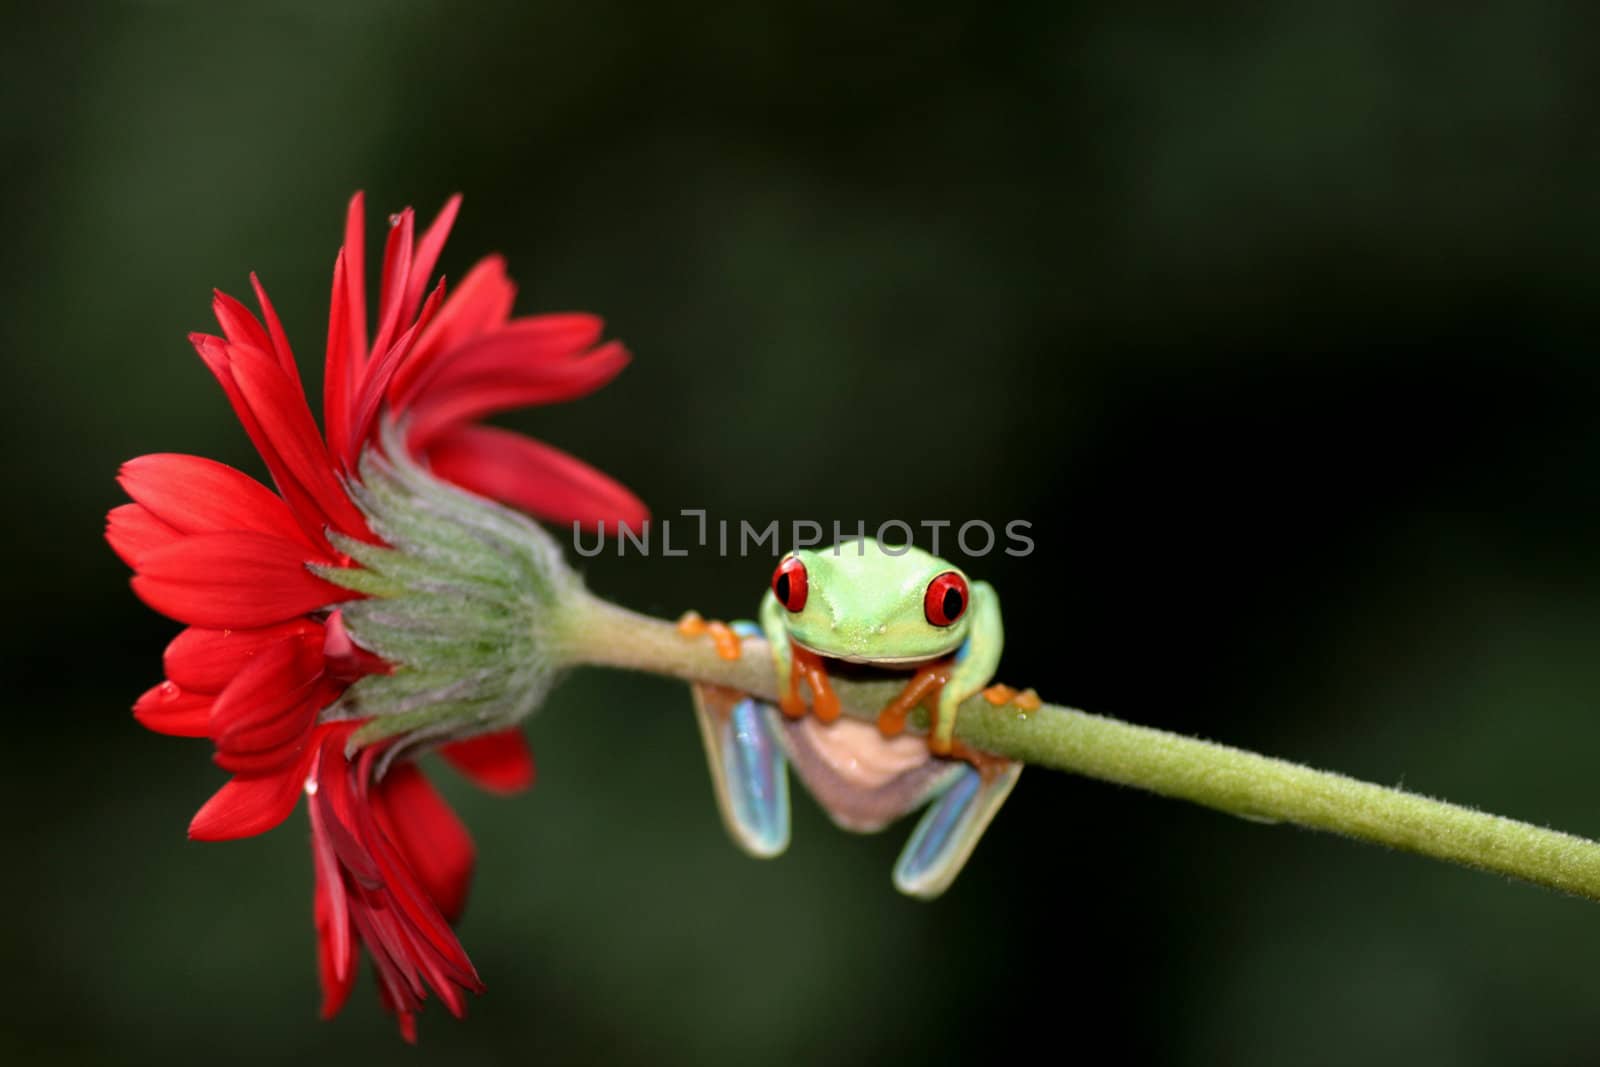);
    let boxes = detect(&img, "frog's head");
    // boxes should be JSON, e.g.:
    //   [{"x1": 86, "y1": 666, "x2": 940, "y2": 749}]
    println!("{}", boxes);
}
[{"x1": 770, "y1": 538, "x2": 973, "y2": 664}]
